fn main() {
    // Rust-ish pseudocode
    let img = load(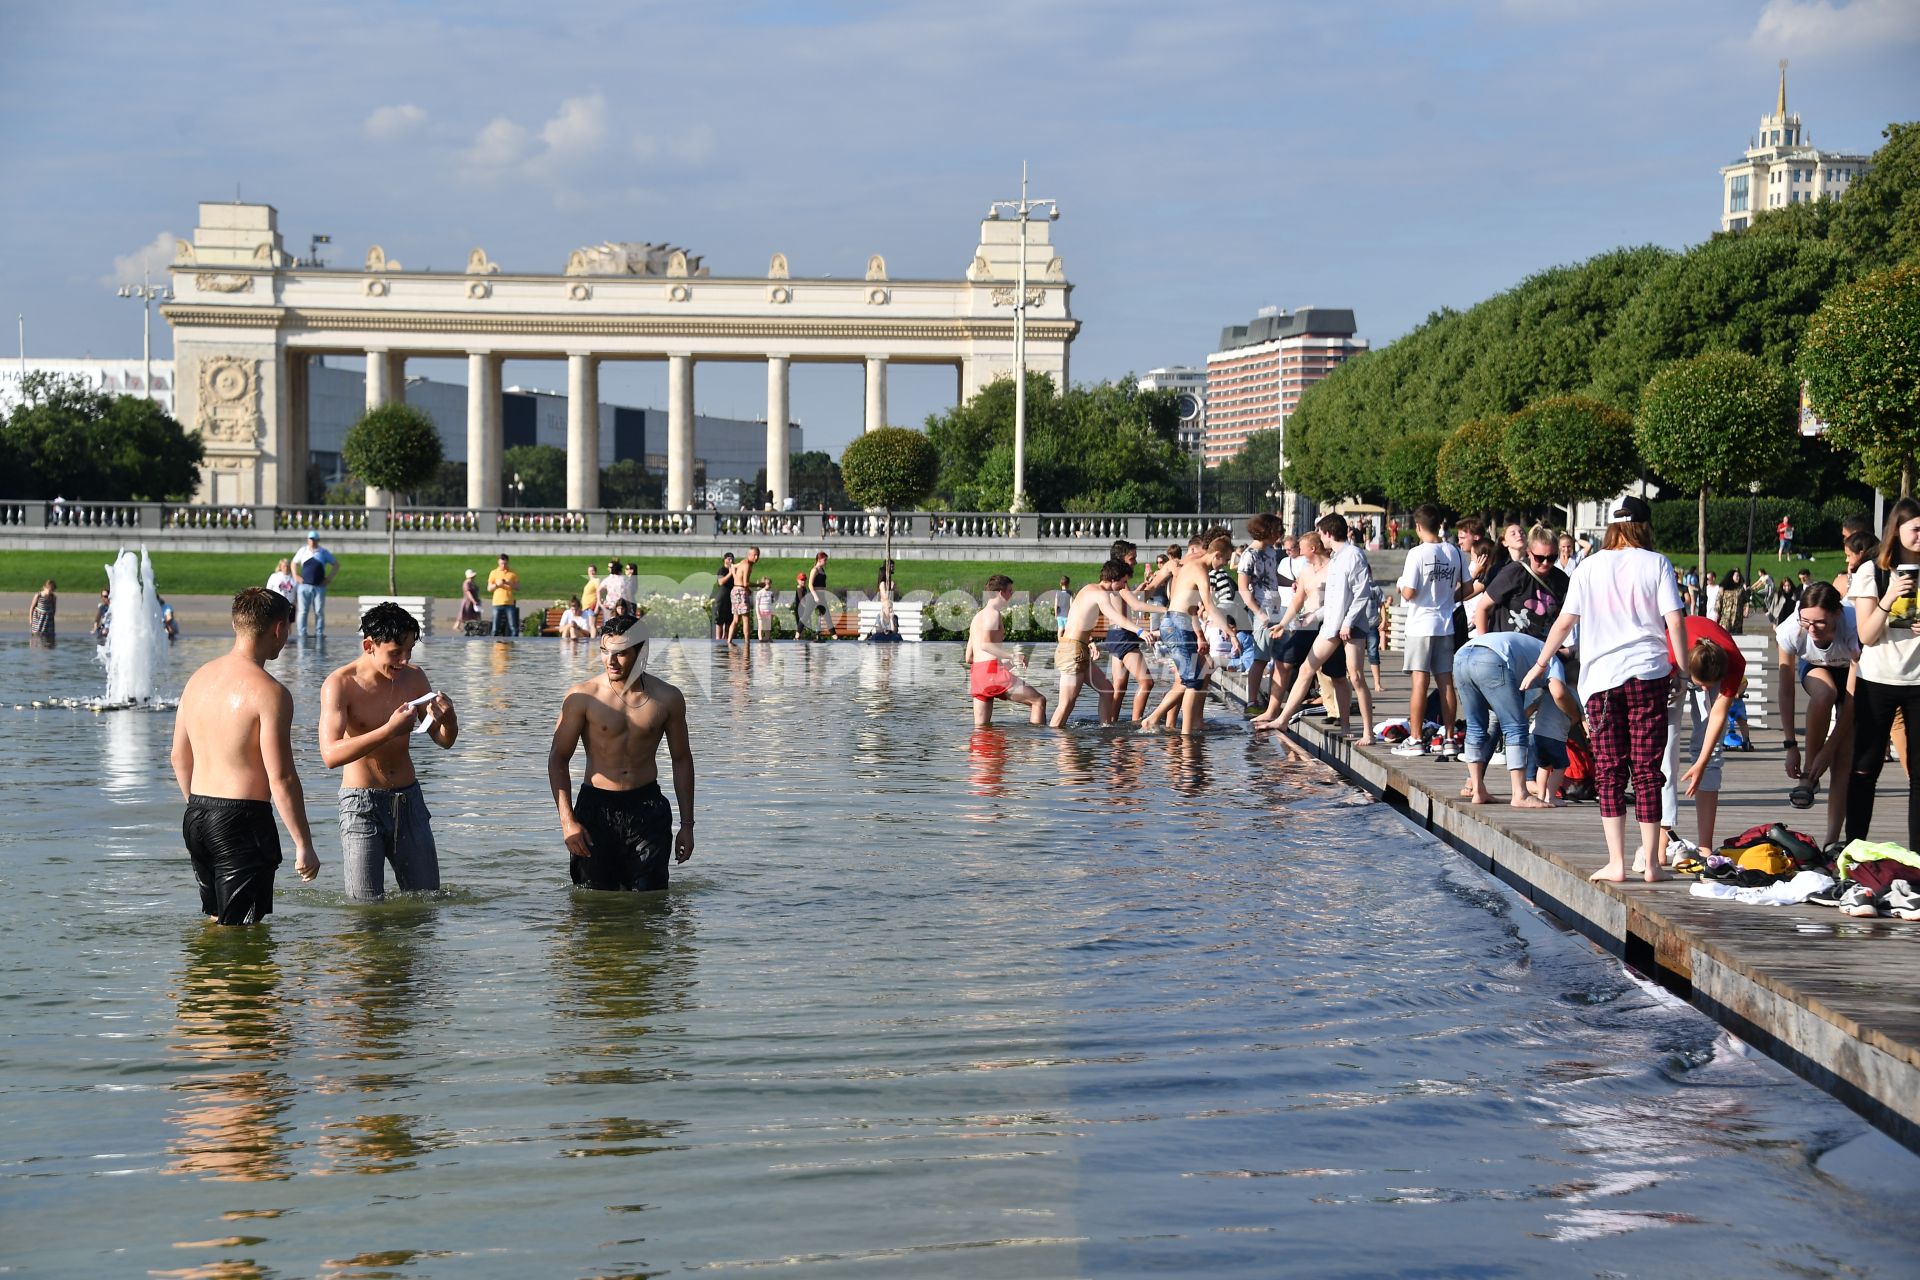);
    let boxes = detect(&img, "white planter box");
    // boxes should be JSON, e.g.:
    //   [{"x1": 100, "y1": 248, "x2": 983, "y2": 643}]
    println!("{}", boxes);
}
[{"x1": 357, "y1": 594, "x2": 435, "y2": 635}]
